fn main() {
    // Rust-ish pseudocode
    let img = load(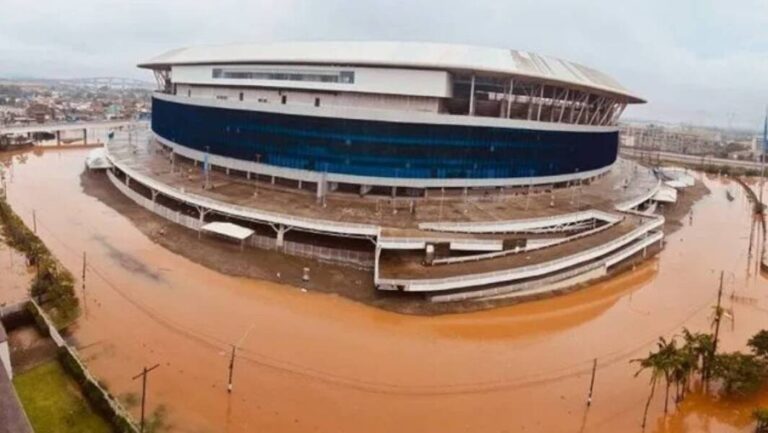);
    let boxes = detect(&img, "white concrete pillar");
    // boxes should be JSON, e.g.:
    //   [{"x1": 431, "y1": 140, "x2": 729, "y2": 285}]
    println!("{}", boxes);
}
[
  {"x1": 316, "y1": 175, "x2": 326, "y2": 204},
  {"x1": 468, "y1": 74, "x2": 476, "y2": 116},
  {"x1": 276, "y1": 225, "x2": 286, "y2": 248}
]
